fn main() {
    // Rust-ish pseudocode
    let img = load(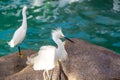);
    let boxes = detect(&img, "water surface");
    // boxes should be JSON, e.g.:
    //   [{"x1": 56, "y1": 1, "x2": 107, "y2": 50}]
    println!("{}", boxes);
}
[{"x1": 0, "y1": 0, "x2": 120, "y2": 56}]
